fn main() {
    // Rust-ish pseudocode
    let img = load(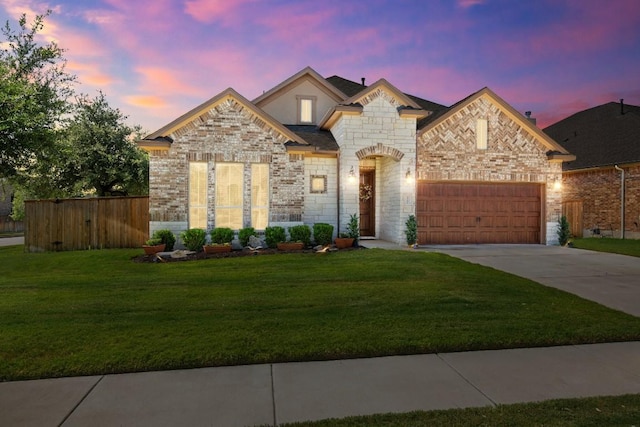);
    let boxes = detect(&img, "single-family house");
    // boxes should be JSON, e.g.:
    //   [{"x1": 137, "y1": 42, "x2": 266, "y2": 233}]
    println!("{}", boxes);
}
[
  {"x1": 544, "y1": 100, "x2": 640, "y2": 238},
  {"x1": 138, "y1": 66, "x2": 574, "y2": 245}
]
